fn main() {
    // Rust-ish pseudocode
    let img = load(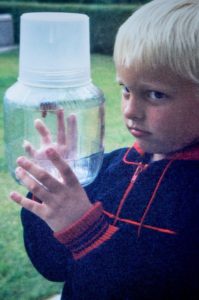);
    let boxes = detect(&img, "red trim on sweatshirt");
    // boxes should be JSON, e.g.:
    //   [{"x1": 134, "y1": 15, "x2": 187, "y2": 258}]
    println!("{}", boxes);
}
[
  {"x1": 124, "y1": 142, "x2": 199, "y2": 164},
  {"x1": 123, "y1": 146, "x2": 140, "y2": 165},
  {"x1": 123, "y1": 142, "x2": 147, "y2": 165},
  {"x1": 168, "y1": 144, "x2": 199, "y2": 160},
  {"x1": 73, "y1": 225, "x2": 118, "y2": 260},
  {"x1": 54, "y1": 202, "x2": 103, "y2": 244},
  {"x1": 54, "y1": 202, "x2": 119, "y2": 260},
  {"x1": 104, "y1": 210, "x2": 176, "y2": 235},
  {"x1": 113, "y1": 163, "x2": 147, "y2": 226},
  {"x1": 134, "y1": 141, "x2": 145, "y2": 156},
  {"x1": 120, "y1": 143, "x2": 199, "y2": 236},
  {"x1": 138, "y1": 159, "x2": 174, "y2": 236}
]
